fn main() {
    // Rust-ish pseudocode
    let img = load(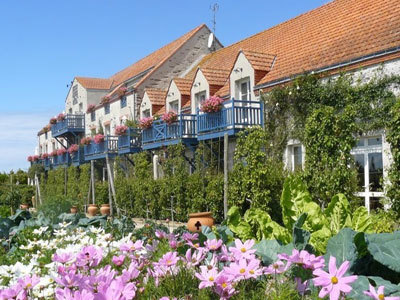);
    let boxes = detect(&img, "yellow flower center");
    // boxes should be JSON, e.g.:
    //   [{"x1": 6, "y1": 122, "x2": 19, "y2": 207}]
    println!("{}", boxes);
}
[
  {"x1": 273, "y1": 264, "x2": 279, "y2": 269},
  {"x1": 131, "y1": 246, "x2": 135, "y2": 251},
  {"x1": 240, "y1": 268, "x2": 246, "y2": 274},
  {"x1": 249, "y1": 270, "x2": 254, "y2": 274},
  {"x1": 167, "y1": 260, "x2": 172, "y2": 265},
  {"x1": 378, "y1": 295, "x2": 385, "y2": 300},
  {"x1": 26, "y1": 283, "x2": 32, "y2": 288},
  {"x1": 241, "y1": 248, "x2": 246, "y2": 253},
  {"x1": 194, "y1": 243, "x2": 199, "y2": 248},
  {"x1": 222, "y1": 282, "x2": 228, "y2": 288},
  {"x1": 209, "y1": 277, "x2": 214, "y2": 282},
  {"x1": 331, "y1": 276, "x2": 338, "y2": 284}
]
